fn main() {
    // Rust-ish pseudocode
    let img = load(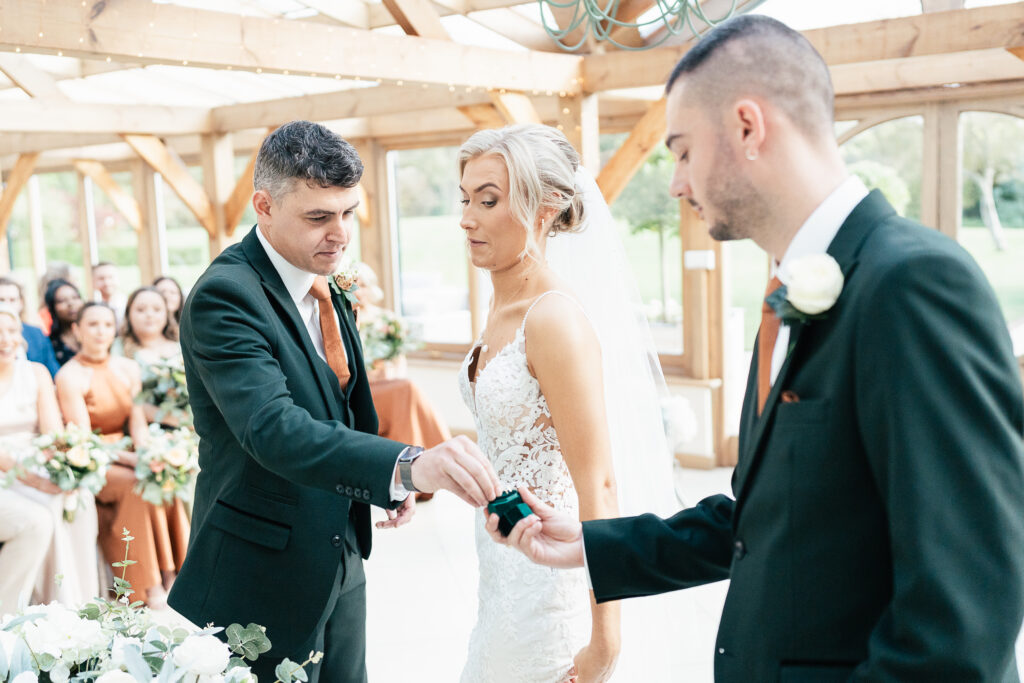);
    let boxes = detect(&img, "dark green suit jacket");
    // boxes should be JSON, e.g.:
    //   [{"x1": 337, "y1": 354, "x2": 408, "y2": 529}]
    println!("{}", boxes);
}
[
  {"x1": 167, "y1": 227, "x2": 406, "y2": 653},
  {"x1": 584, "y1": 192, "x2": 1024, "y2": 681}
]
